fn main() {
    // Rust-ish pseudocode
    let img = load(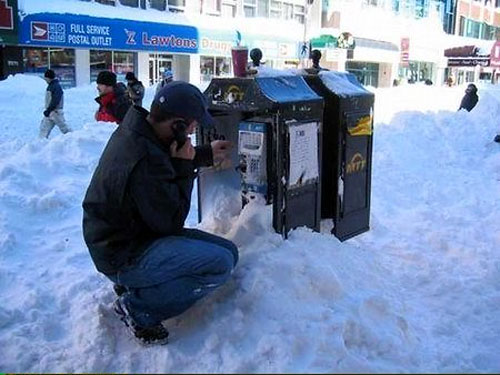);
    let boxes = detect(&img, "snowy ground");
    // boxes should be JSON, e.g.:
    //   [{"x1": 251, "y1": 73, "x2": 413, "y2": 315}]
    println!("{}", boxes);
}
[{"x1": 0, "y1": 75, "x2": 499, "y2": 373}]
